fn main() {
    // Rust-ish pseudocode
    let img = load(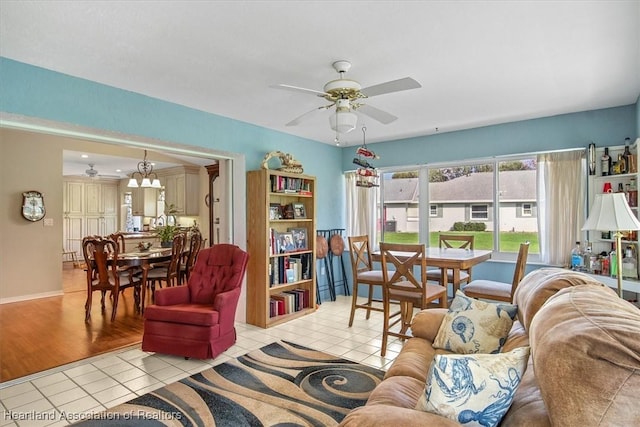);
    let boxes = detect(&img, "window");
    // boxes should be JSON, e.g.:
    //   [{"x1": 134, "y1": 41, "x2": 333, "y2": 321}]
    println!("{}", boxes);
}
[
  {"x1": 378, "y1": 158, "x2": 539, "y2": 256},
  {"x1": 380, "y1": 170, "x2": 419, "y2": 244},
  {"x1": 471, "y1": 204, "x2": 488, "y2": 220}
]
